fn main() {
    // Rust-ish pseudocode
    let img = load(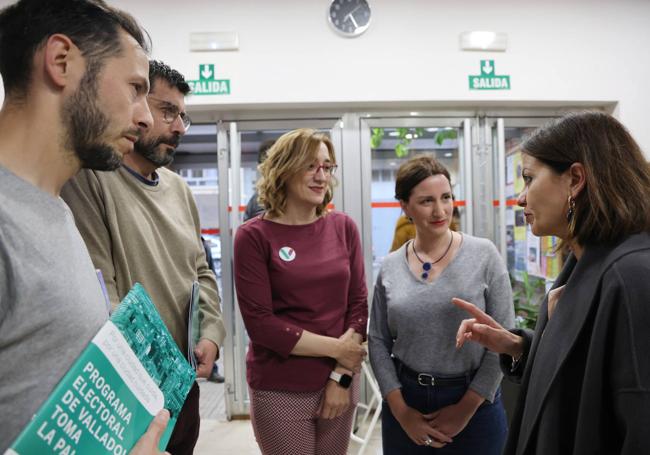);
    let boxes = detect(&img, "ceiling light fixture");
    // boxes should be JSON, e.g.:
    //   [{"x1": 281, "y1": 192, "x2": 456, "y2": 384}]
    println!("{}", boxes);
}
[
  {"x1": 190, "y1": 32, "x2": 239, "y2": 51},
  {"x1": 459, "y1": 31, "x2": 507, "y2": 52}
]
